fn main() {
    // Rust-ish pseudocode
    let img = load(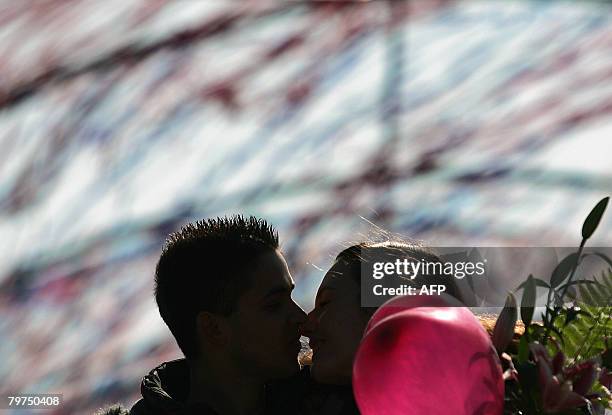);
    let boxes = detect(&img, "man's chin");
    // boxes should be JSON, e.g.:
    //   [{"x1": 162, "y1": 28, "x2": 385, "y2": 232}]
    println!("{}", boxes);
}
[
  {"x1": 310, "y1": 360, "x2": 348, "y2": 385},
  {"x1": 269, "y1": 359, "x2": 301, "y2": 380}
]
